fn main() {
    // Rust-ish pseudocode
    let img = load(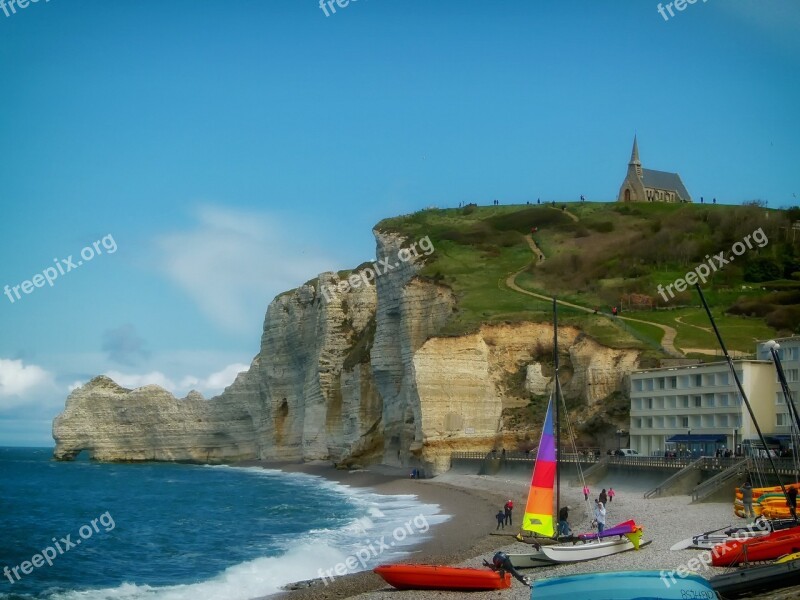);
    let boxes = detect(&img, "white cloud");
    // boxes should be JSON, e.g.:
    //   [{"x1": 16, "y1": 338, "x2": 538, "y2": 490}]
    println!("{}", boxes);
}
[
  {"x1": 0, "y1": 359, "x2": 53, "y2": 398},
  {"x1": 154, "y1": 206, "x2": 338, "y2": 333},
  {"x1": 103, "y1": 362, "x2": 250, "y2": 397}
]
